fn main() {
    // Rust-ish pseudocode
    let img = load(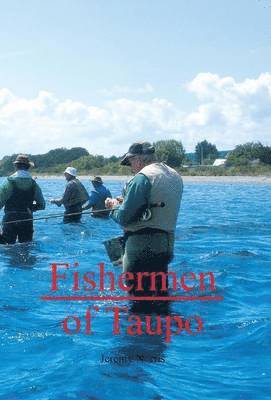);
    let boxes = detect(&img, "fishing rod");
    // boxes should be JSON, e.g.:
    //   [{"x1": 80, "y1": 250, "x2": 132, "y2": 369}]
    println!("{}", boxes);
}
[
  {"x1": 2, "y1": 208, "x2": 113, "y2": 225},
  {"x1": 2, "y1": 202, "x2": 165, "y2": 225}
]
